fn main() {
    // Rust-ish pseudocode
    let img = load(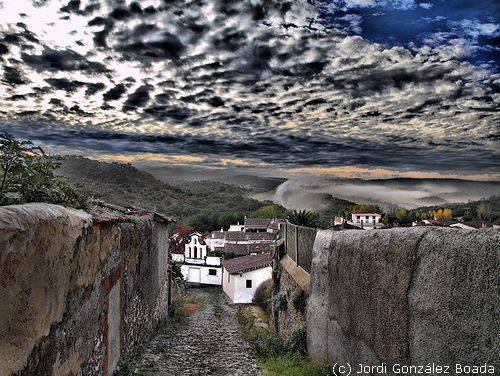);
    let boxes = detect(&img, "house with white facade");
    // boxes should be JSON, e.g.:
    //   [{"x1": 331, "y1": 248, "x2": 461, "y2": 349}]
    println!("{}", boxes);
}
[
  {"x1": 348, "y1": 213, "x2": 382, "y2": 229},
  {"x1": 176, "y1": 232, "x2": 222, "y2": 285},
  {"x1": 244, "y1": 218, "x2": 285, "y2": 233},
  {"x1": 205, "y1": 230, "x2": 276, "y2": 253},
  {"x1": 228, "y1": 223, "x2": 245, "y2": 232},
  {"x1": 222, "y1": 253, "x2": 272, "y2": 304}
]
